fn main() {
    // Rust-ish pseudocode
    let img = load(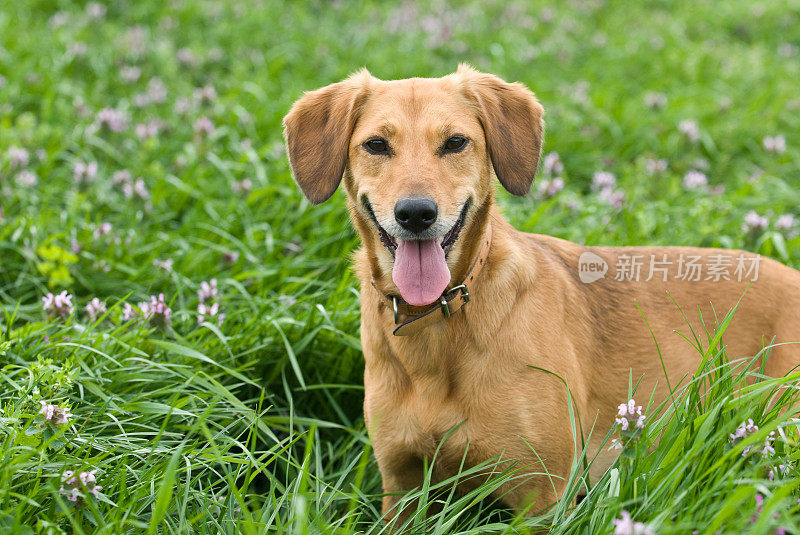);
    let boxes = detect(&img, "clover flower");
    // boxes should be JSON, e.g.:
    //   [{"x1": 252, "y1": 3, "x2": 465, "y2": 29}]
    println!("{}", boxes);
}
[
  {"x1": 613, "y1": 510, "x2": 655, "y2": 535},
  {"x1": 135, "y1": 121, "x2": 161, "y2": 140},
  {"x1": 85, "y1": 298, "x2": 107, "y2": 321},
  {"x1": 592, "y1": 171, "x2": 616, "y2": 191},
  {"x1": 120, "y1": 65, "x2": 141, "y2": 83},
  {"x1": 768, "y1": 463, "x2": 790, "y2": 481},
  {"x1": 683, "y1": 170, "x2": 707, "y2": 190},
  {"x1": 73, "y1": 161, "x2": 98, "y2": 183},
  {"x1": 8, "y1": 146, "x2": 29, "y2": 168},
  {"x1": 43, "y1": 291, "x2": 74, "y2": 320},
  {"x1": 616, "y1": 399, "x2": 646, "y2": 431},
  {"x1": 176, "y1": 47, "x2": 199, "y2": 66},
  {"x1": 742, "y1": 211, "x2": 769, "y2": 234},
  {"x1": 233, "y1": 179, "x2": 252, "y2": 194},
  {"x1": 86, "y1": 2, "x2": 106, "y2": 19},
  {"x1": 95, "y1": 107, "x2": 129, "y2": 132},
  {"x1": 538, "y1": 178, "x2": 564, "y2": 199},
  {"x1": 122, "y1": 302, "x2": 139, "y2": 321},
  {"x1": 141, "y1": 293, "x2": 172, "y2": 327},
  {"x1": 193, "y1": 85, "x2": 217, "y2": 104},
  {"x1": 198, "y1": 279, "x2": 219, "y2": 302},
  {"x1": 679, "y1": 119, "x2": 700, "y2": 142},
  {"x1": 152, "y1": 258, "x2": 173, "y2": 272},
  {"x1": 644, "y1": 92, "x2": 667, "y2": 110},
  {"x1": 222, "y1": 251, "x2": 239, "y2": 264},
  {"x1": 174, "y1": 97, "x2": 192, "y2": 115},
  {"x1": 59, "y1": 469, "x2": 103, "y2": 505},
  {"x1": 776, "y1": 214, "x2": 796, "y2": 231},
  {"x1": 763, "y1": 135, "x2": 786, "y2": 154},
  {"x1": 93, "y1": 222, "x2": 112, "y2": 239},
  {"x1": 599, "y1": 188, "x2": 626, "y2": 210},
  {"x1": 16, "y1": 170, "x2": 38, "y2": 187},
  {"x1": 198, "y1": 302, "x2": 225, "y2": 325},
  {"x1": 39, "y1": 401, "x2": 74, "y2": 426},
  {"x1": 542, "y1": 152, "x2": 564, "y2": 176},
  {"x1": 645, "y1": 158, "x2": 668, "y2": 175},
  {"x1": 729, "y1": 419, "x2": 775, "y2": 457},
  {"x1": 194, "y1": 116, "x2": 215, "y2": 137},
  {"x1": 146, "y1": 77, "x2": 167, "y2": 103}
]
